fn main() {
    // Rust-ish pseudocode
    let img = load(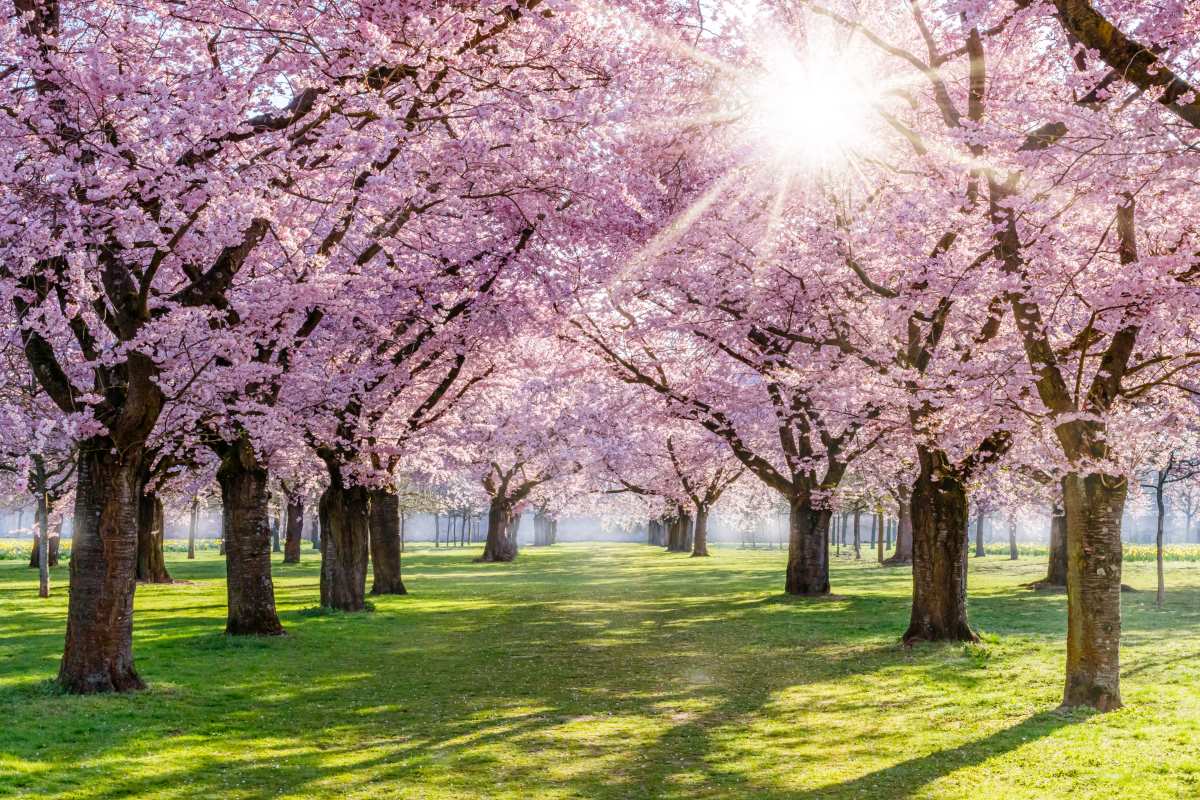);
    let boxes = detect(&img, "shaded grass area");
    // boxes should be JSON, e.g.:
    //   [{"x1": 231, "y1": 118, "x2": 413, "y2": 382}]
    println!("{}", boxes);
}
[{"x1": 1, "y1": 544, "x2": 1199, "y2": 799}]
